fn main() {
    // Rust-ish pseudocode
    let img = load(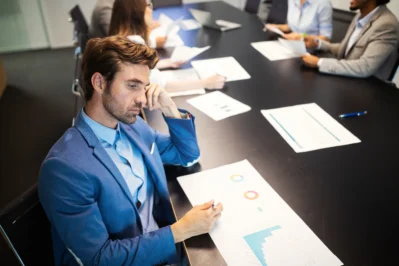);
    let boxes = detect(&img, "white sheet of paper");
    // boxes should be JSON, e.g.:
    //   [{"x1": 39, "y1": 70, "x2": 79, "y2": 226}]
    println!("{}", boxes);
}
[
  {"x1": 160, "y1": 68, "x2": 206, "y2": 97},
  {"x1": 261, "y1": 103, "x2": 361, "y2": 153},
  {"x1": 191, "y1": 57, "x2": 251, "y2": 82},
  {"x1": 265, "y1": 25, "x2": 284, "y2": 36},
  {"x1": 151, "y1": 14, "x2": 184, "y2": 47},
  {"x1": 180, "y1": 19, "x2": 202, "y2": 30},
  {"x1": 251, "y1": 41, "x2": 299, "y2": 61},
  {"x1": 278, "y1": 38, "x2": 308, "y2": 56},
  {"x1": 177, "y1": 160, "x2": 343, "y2": 266},
  {"x1": 158, "y1": 13, "x2": 174, "y2": 25},
  {"x1": 215, "y1": 19, "x2": 242, "y2": 30},
  {"x1": 187, "y1": 91, "x2": 250, "y2": 121},
  {"x1": 170, "y1": 46, "x2": 210, "y2": 62},
  {"x1": 164, "y1": 35, "x2": 184, "y2": 47}
]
